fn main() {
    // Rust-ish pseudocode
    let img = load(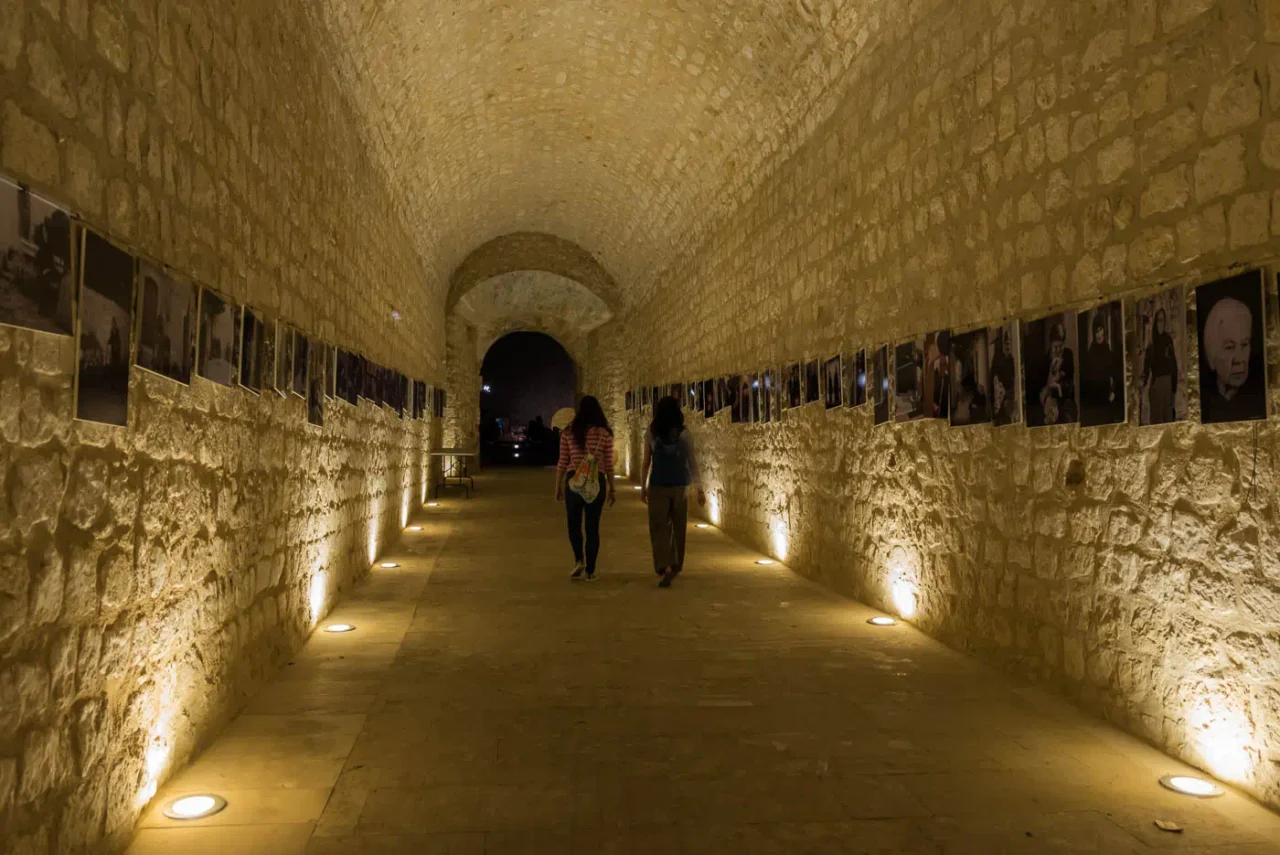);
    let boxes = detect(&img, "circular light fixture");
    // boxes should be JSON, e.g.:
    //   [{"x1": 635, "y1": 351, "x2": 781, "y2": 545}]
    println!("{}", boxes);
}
[
  {"x1": 1159, "y1": 775, "x2": 1223, "y2": 798},
  {"x1": 867, "y1": 616, "x2": 897, "y2": 627},
  {"x1": 426, "y1": 502, "x2": 439, "y2": 507},
  {"x1": 613, "y1": 474, "x2": 623, "y2": 479},
  {"x1": 379, "y1": 561, "x2": 399, "y2": 569},
  {"x1": 407, "y1": 525, "x2": 422, "y2": 531},
  {"x1": 756, "y1": 559, "x2": 775, "y2": 566},
  {"x1": 633, "y1": 486, "x2": 642, "y2": 491},
  {"x1": 324, "y1": 623, "x2": 356, "y2": 633},
  {"x1": 162, "y1": 794, "x2": 227, "y2": 820},
  {"x1": 695, "y1": 524, "x2": 709, "y2": 529}
]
